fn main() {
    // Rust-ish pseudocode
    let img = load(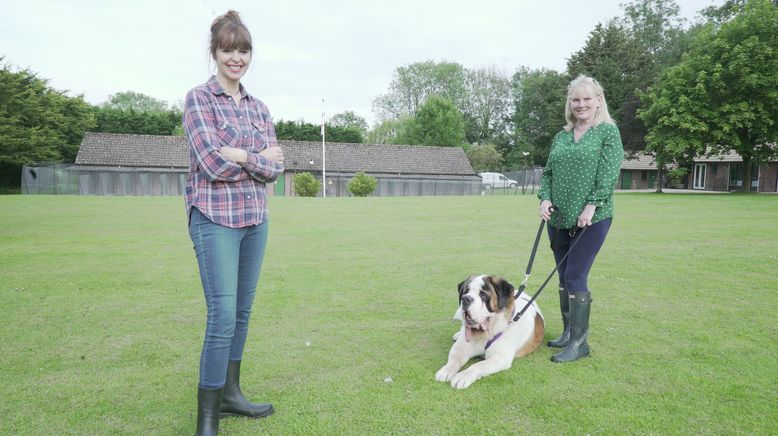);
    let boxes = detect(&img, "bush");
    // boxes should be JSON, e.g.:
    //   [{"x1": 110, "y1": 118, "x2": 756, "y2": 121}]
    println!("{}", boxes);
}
[
  {"x1": 293, "y1": 172, "x2": 321, "y2": 197},
  {"x1": 348, "y1": 172, "x2": 377, "y2": 197},
  {"x1": 667, "y1": 167, "x2": 689, "y2": 184}
]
